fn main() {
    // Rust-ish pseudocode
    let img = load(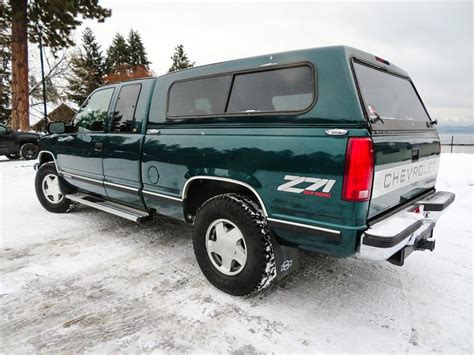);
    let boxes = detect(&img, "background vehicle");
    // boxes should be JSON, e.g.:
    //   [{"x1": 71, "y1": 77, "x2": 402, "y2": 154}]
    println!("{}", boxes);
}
[
  {"x1": 0, "y1": 124, "x2": 40, "y2": 160},
  {"x1": 34, "y1": 46, "x2": 454, "y2": 296}
]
